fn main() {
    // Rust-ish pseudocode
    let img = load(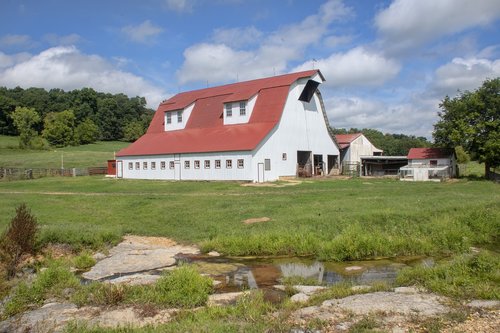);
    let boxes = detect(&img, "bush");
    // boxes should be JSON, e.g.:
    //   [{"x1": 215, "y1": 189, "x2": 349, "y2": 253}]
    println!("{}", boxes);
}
[{"x1": 0, "y1": 203, "x2": 39, "y2": 278}]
